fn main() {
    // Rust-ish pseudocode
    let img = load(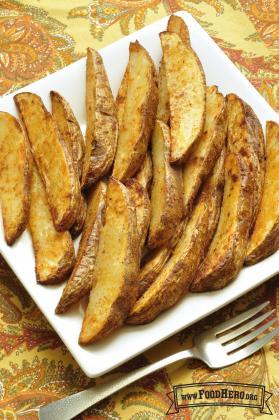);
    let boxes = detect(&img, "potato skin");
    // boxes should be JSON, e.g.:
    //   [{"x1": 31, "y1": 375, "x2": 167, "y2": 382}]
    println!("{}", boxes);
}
[
  {"x1": 113, "y1": 42, "x2": 158, "y2": 181},
  {"x1": 0, "y1": 112, "x2": 31, "y2": 245},
  {"x1": 127, "y1": 199, "x2": 209, "y2": 324},
  {"x1": 191, "y1": 153, "x2": 252, "y2": 292},
  {"x1": 82, "y1": 48, "x2": 118, "y2": 189},
  {"x1": 182, "y1": 86, "x2": 227, "y2": 216},
  {"x1": 29, "y1": 161, "x2": 75, "y2": 284},
  {"x1": 56, "y1": 182, "x2": 107, "y2": 313},
  {"x1": 167, "y1": 15, "x2": 190, "y2": 45},
  {"x1": 148, "y1": 120, "x2": 184, "y2": 249},
  {"x1": 226, "y1": 94, "x2": 262, "y2": 230},
  {"x1": 79, "y1": 177, "x2": 139, "y2": 344},
  {"x1": 245, "y1": 121, "x2": 279, "y2": 265},
  {"x1": 14, "y1": 92, "x2": 79, "y2": 231}
]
